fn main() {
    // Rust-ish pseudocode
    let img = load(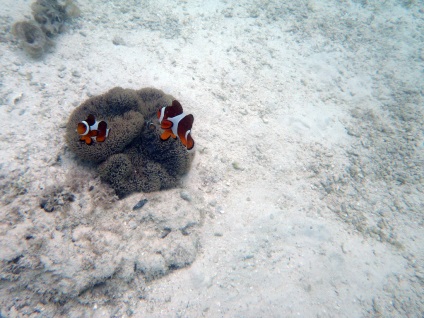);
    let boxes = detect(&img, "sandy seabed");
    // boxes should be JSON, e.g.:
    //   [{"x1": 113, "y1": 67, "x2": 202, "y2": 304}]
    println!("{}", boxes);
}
[{"x1": 0, "y1": 0, "x2": 423, "y2": 317}]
